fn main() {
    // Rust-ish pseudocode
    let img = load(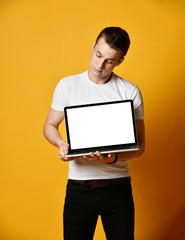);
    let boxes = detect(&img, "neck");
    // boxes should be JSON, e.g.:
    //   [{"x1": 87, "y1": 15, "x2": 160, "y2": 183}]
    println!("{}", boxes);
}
[{"x1": 88, "y1": 71, "x2": 113, "y2": 85}]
